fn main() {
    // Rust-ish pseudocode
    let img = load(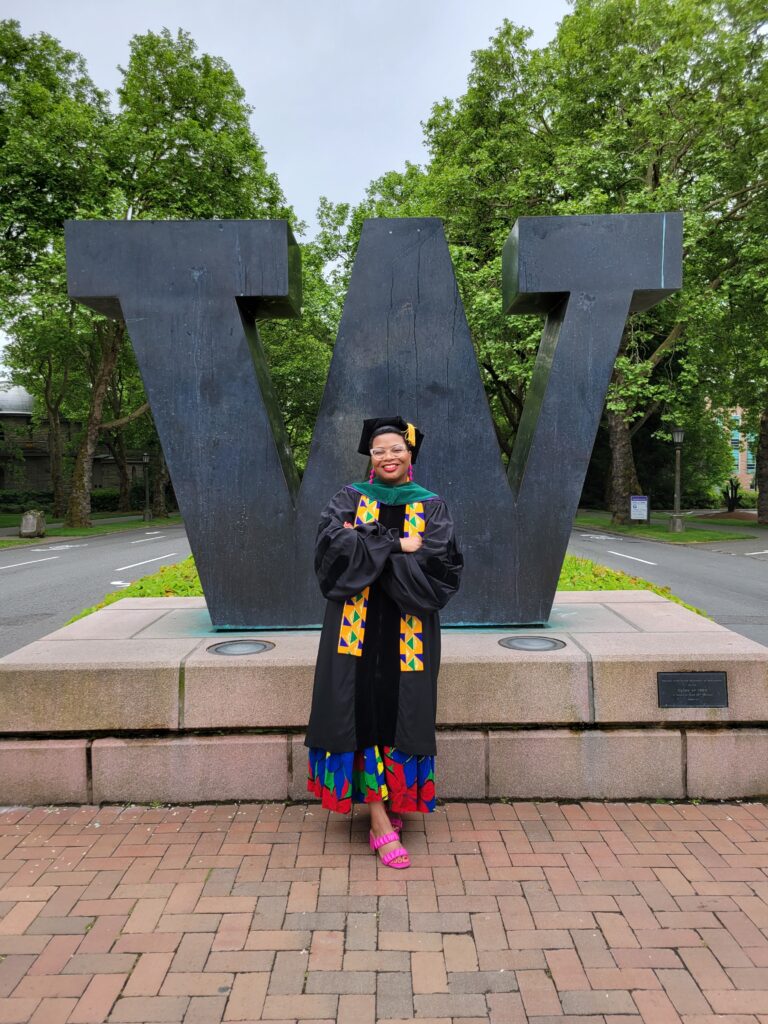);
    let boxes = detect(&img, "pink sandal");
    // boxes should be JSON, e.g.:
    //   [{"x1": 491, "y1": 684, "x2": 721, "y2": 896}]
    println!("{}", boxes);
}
[
  {"x1": 369, "y1": 829, "x2": 410, "y2": 868},
  {"x1": 388, "y1": 814, "x2": 403, "y2": 831}
]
